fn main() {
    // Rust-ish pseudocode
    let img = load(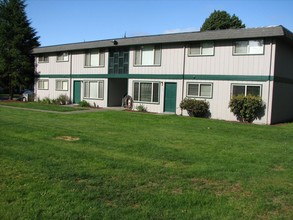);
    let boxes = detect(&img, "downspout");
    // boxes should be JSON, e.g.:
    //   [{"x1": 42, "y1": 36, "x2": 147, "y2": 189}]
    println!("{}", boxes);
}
[
  {"x1": 266, "y1": 39, "x2": 274, "y2": 124},
  {"x1": 69, "y1": 52, "x2": 73, "y2": 102},
  {"x1": 181, "y1": 43, "x2": 187, "y2": 115}
]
